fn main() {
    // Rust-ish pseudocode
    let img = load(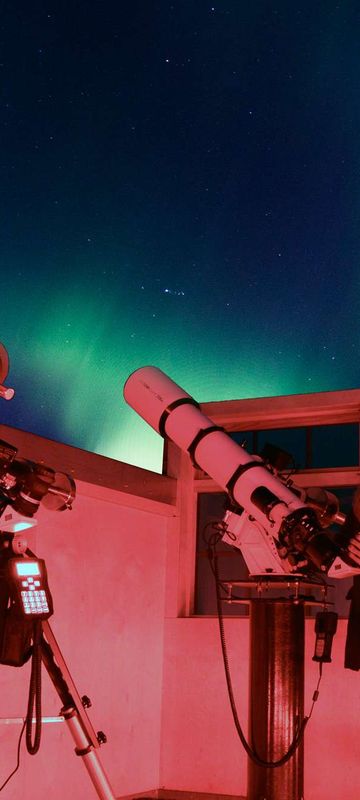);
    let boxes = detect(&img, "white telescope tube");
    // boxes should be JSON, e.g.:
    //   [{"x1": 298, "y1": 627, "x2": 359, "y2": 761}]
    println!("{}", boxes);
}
[{"x1": 123, "y1": 366, "x2": 307, "y2": 535}]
